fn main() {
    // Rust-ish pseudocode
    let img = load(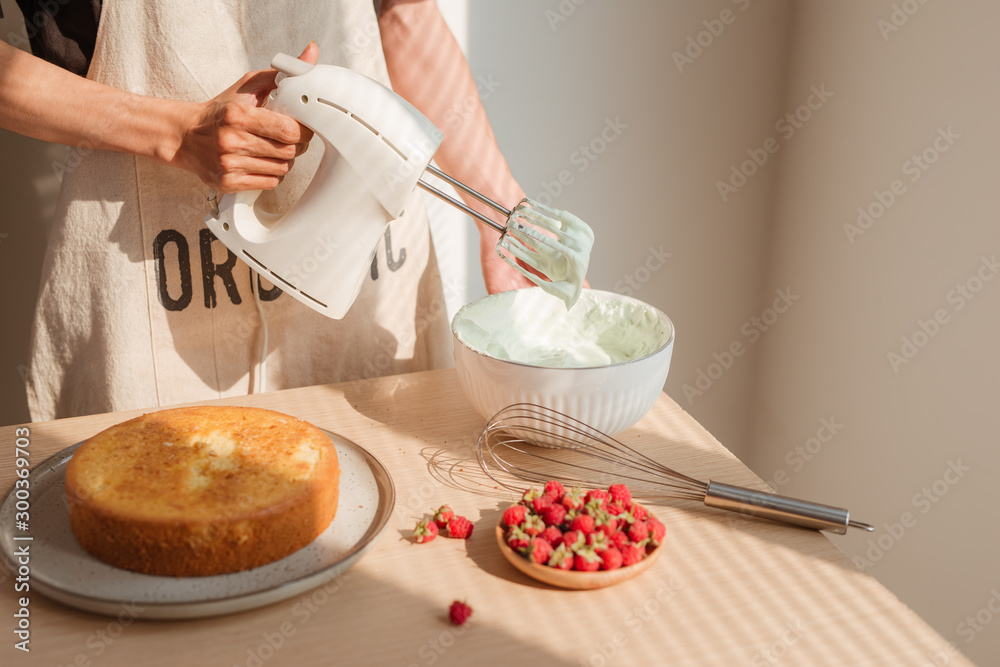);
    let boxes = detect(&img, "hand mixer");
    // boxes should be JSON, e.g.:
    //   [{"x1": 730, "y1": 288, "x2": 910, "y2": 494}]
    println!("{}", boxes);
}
[
  {"x1": 477, "y1": 404, "x2": 874, "y2": 535},
  {"x1": 205, "y1": 53, "x2": 591, "y2": 319}
]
